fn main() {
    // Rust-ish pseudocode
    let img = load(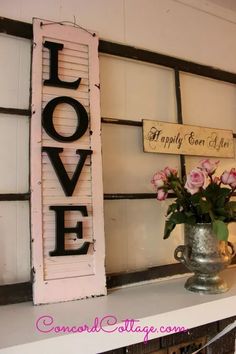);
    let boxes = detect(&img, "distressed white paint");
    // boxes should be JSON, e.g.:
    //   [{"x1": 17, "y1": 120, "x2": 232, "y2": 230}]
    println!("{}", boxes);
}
[{"x1": 31, "y1": 19, "x2": 106, "y2": 304}]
